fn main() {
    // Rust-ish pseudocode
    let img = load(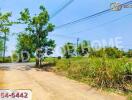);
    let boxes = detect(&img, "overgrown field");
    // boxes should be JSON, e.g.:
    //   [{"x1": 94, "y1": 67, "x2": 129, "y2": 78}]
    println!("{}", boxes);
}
[{"x1": 47, "y1": 57, "x2": 132, "y2": 94}]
